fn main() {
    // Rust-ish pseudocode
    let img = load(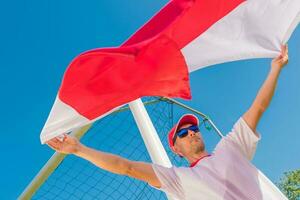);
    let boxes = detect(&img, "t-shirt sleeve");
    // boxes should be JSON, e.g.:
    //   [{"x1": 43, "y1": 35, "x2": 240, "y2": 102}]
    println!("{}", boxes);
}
[
  {"x1": 151, "y1": 164, "x2": 184, "y2": 200},
  {"x1": 218, "y1": 117, "x2": 261, "y2": 160}
]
